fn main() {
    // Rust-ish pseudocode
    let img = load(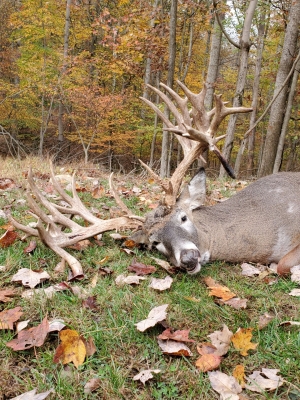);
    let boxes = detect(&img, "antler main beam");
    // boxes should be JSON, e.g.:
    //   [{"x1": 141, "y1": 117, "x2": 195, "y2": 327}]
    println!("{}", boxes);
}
[
  {"x1": 140, "y1": 81, "x2": 252, "y2": 206},
  {"x1": 10, "y1": 162, "x2": 143, "y2": 280}
]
